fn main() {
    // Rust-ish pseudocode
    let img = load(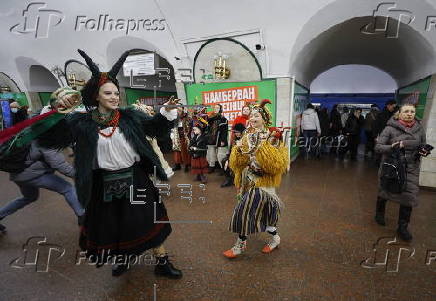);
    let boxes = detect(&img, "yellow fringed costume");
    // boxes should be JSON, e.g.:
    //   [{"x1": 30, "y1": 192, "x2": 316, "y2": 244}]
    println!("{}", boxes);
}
[
  {"x1": 228, "y1": 128, "x2": 289, "y2": 236},
  {"x1": 229, "y1": 130, "x2": 289, "y2": 191}
]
